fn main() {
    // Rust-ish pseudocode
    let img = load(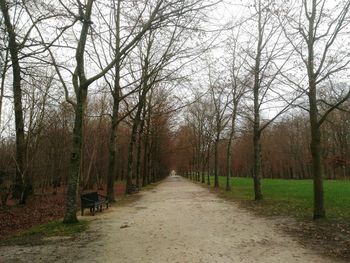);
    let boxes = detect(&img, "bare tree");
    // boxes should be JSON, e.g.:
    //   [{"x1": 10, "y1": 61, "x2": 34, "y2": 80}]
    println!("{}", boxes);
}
[
  {"x1": 1, "y1": 0, "x2": 31, "y2": 203},
  {"x1": 282, "y1": 0, "x2": 350, "y2": 219},
  {"x1": 209, "y1": 78, "x2": 231, "y2": 188},
  {"x1": 0, "y1": 45, "x2": 9, "y2": 135},
  {"x1": 223, "y1": 31, "x2": 247, "y2": 191},
  {"x1": 186, "y1": 96, "x2": 206, "y2": 182},
  {"x1": 242, "y1": 0, "x2": 293, "y2": 200}
]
